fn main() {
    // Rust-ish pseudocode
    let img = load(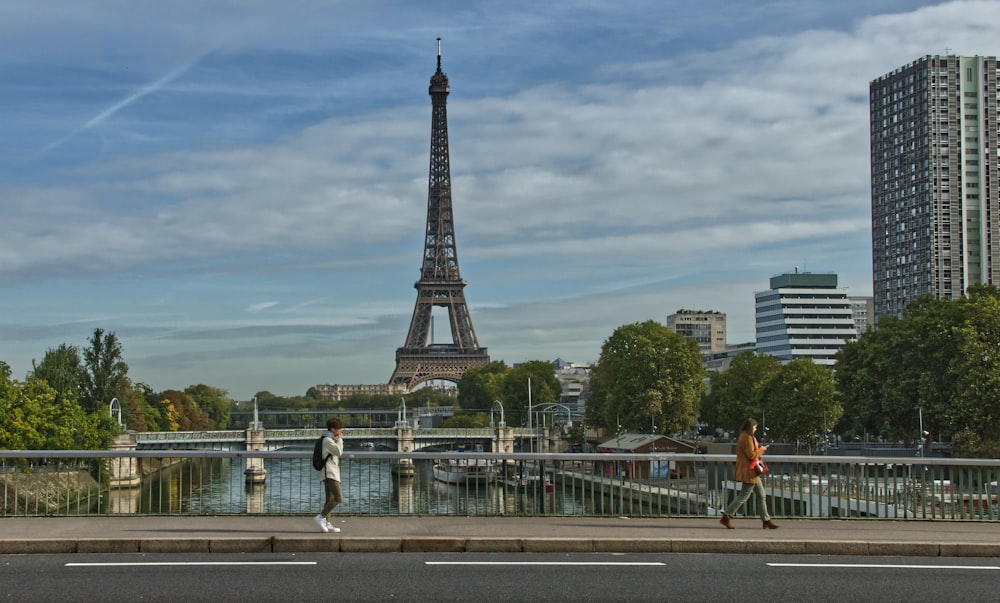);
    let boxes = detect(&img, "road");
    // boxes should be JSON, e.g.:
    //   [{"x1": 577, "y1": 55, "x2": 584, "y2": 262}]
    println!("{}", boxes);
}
[{"x1": 3, "y1": 552, "x2": 999, "y2": 602}]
